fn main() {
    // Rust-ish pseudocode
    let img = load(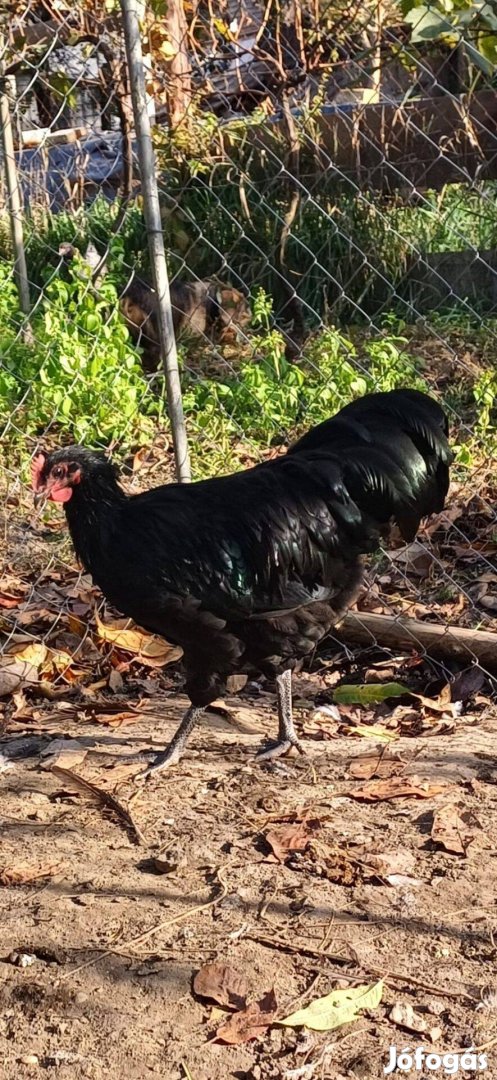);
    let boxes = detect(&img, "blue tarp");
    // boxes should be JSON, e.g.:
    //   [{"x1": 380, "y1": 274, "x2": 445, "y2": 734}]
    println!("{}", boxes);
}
[{"x1": 16, "y1": 131, "x2": 133, "y2": 210}]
